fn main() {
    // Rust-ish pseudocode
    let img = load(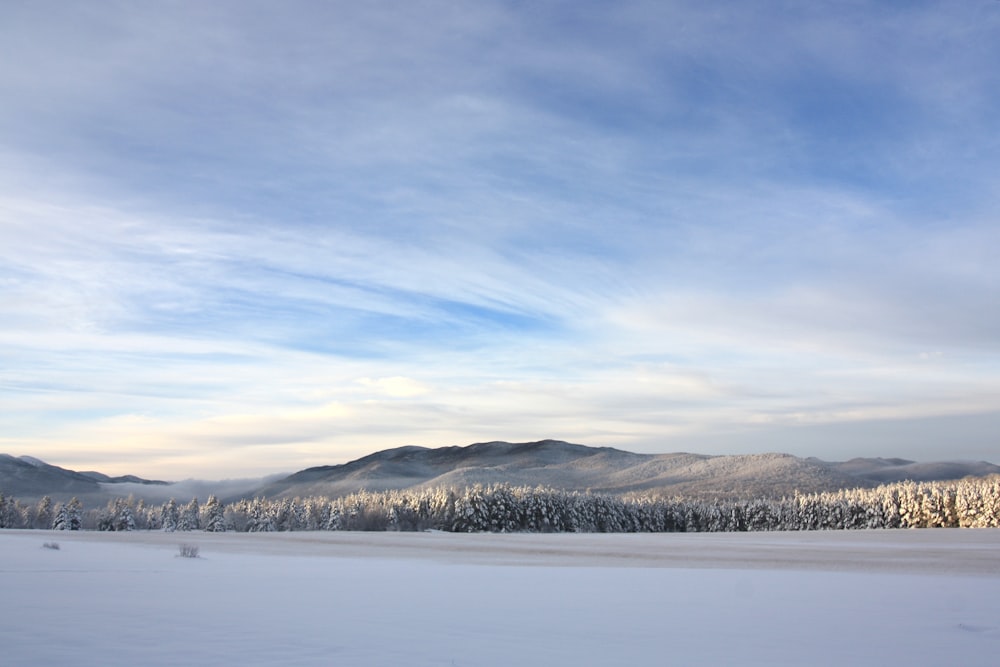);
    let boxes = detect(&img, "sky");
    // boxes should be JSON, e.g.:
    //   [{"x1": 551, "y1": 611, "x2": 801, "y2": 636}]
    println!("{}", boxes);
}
[{"x1": 2, "y1": 1, "x2": 999, "y2": 479}]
